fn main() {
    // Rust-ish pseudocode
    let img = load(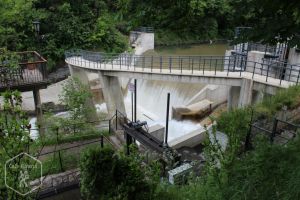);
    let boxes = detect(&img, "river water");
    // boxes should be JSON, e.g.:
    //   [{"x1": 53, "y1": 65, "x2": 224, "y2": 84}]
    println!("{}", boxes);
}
[{"x1": 145, "y1": 43, "x2": 228, "y2": 56}]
